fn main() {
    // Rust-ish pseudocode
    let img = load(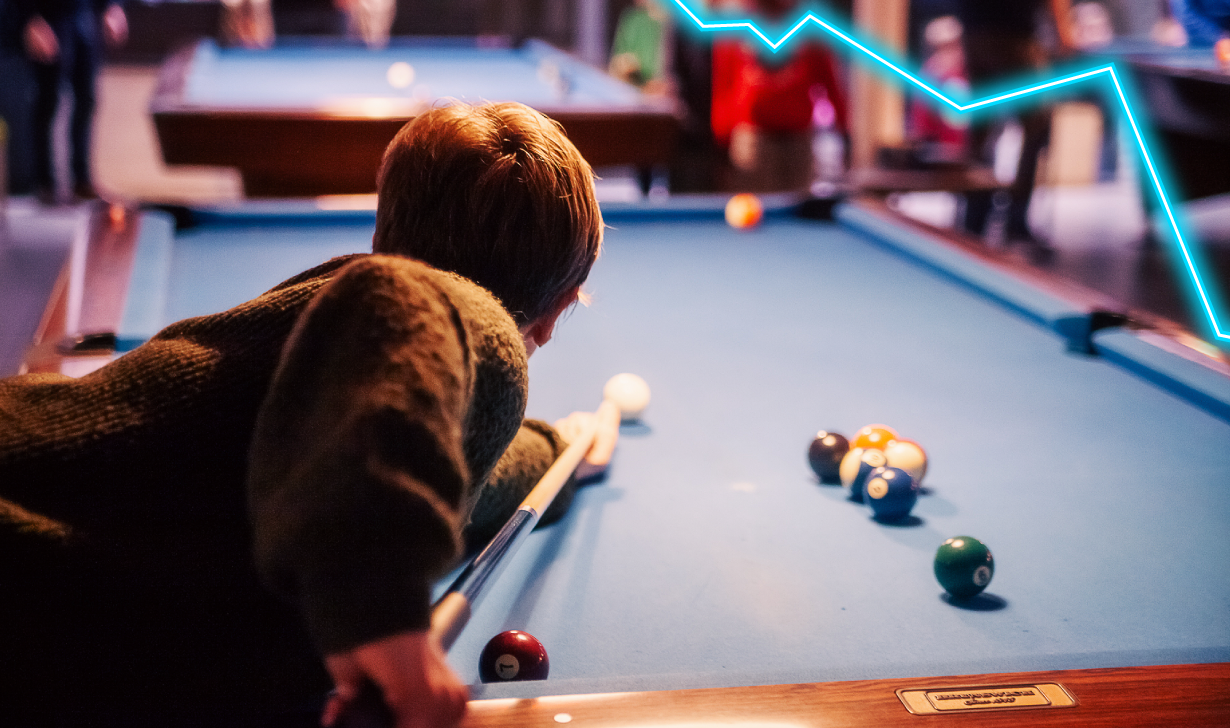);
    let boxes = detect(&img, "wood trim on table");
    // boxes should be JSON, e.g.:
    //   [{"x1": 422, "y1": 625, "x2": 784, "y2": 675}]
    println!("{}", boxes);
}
[
  {"x1": 23, "y1": 203, "x2": 141, "y2": 375},
  {"x1": 848, "y1": 196, "x2": 1230, "y2": 371},
  {"x1": 462, "y1": 663, "x2": 1230, "y2": 728}
]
